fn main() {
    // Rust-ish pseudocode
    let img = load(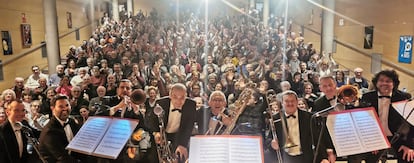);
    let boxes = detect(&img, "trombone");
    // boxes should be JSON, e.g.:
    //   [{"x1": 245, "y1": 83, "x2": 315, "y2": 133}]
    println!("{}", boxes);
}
[{"x1": 265, "y1": 89, "x2": 297, "y2": 162}]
